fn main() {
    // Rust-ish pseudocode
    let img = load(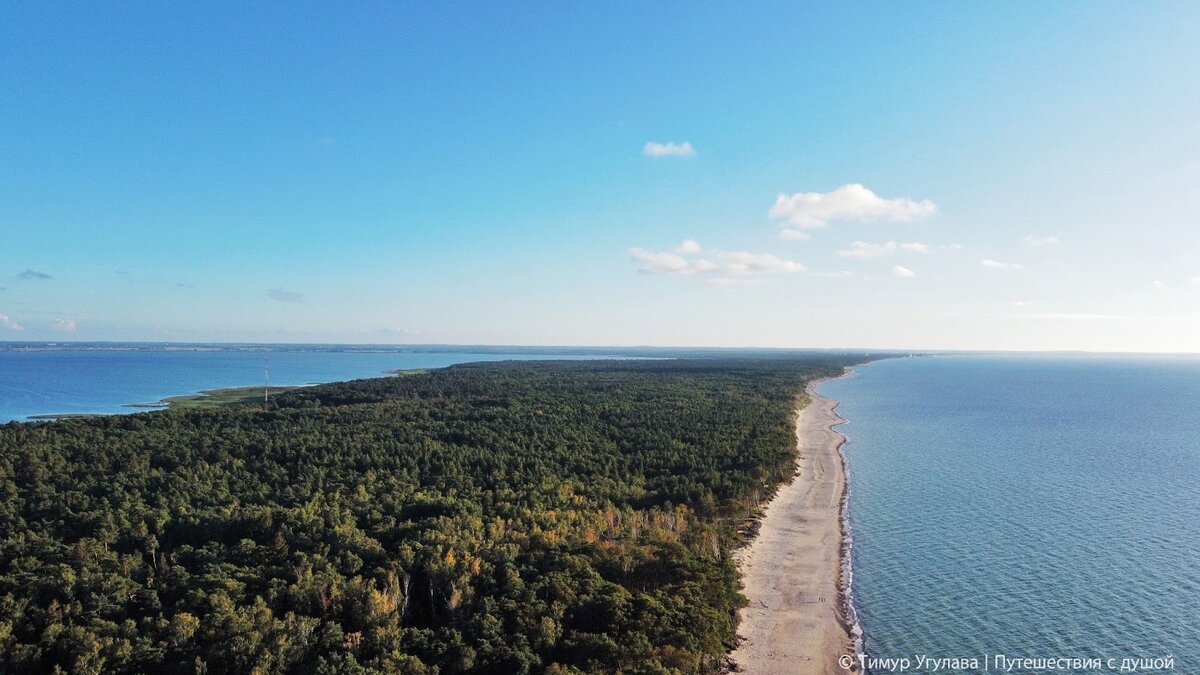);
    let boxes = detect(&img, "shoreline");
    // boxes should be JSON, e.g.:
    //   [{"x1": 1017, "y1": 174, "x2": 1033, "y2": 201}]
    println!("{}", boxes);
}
[
  {"x1": 730, "y1": 374, "x2": 857, "y2": 674},
  {"x1": 829, "y1": 392, "x2": 864, "y2": 666},
  {"x1": 25, "y1": 385, "x2": 306, "y2": 420},
  {"x1": 20, "y1": 372, "x2": 409, "y2": 421}
]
